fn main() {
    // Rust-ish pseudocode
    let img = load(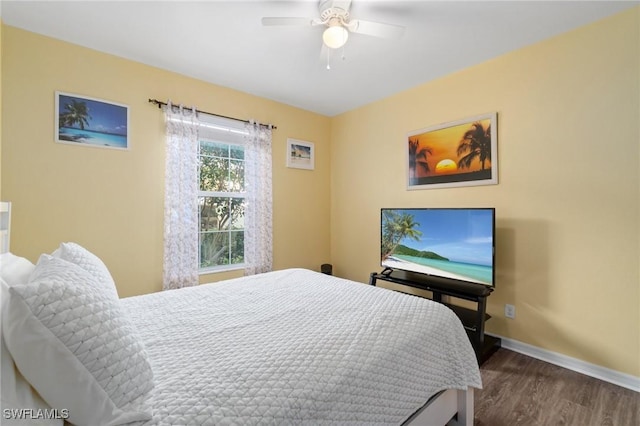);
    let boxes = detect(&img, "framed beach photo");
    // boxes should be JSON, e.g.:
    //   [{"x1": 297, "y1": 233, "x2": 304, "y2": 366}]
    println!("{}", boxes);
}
[
  {"x1": 286, "y1": 138, "x2": 314, "y2": 170},
  {"x1": 55, "y1": 91, "x2": 129, "y2": 150},
  {"x1": 407, "y1": 112, "x2": 498, "y2": 190}
]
